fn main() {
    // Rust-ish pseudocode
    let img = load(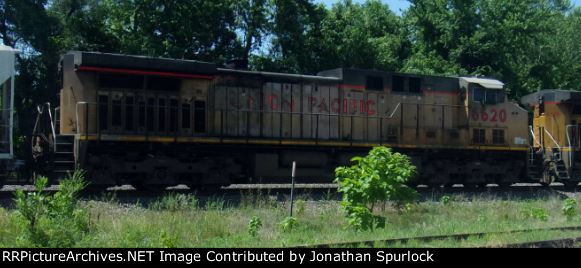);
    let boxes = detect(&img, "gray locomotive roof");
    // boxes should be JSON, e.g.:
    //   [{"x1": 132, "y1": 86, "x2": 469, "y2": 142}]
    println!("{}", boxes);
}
[
  {"x1": 459, "y1": 77, "x2": 504, "y2": 89},
  {"x1": 68, "y1": 51, "x2": 216, "y2": 75},
  {"x1": 216, "y1": 68, "x2": 340, "y2": 82},
  {"x1": 521, "y1": 89, "x2": 581, "y2": 106}
]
